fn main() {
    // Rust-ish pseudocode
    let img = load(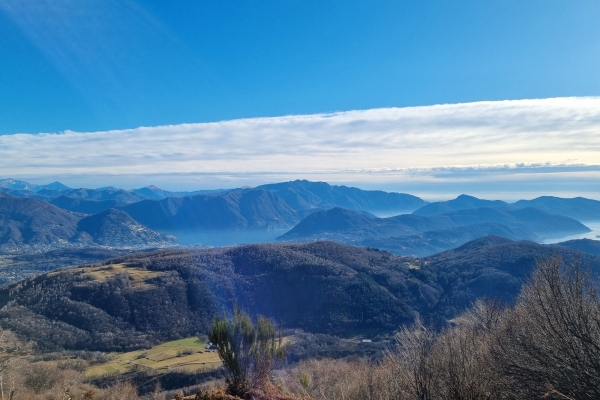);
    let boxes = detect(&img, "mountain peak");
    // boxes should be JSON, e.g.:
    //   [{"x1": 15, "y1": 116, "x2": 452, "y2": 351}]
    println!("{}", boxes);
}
[{"x1": 455, "y1": 194, "x2": 479, "y2": 200}]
